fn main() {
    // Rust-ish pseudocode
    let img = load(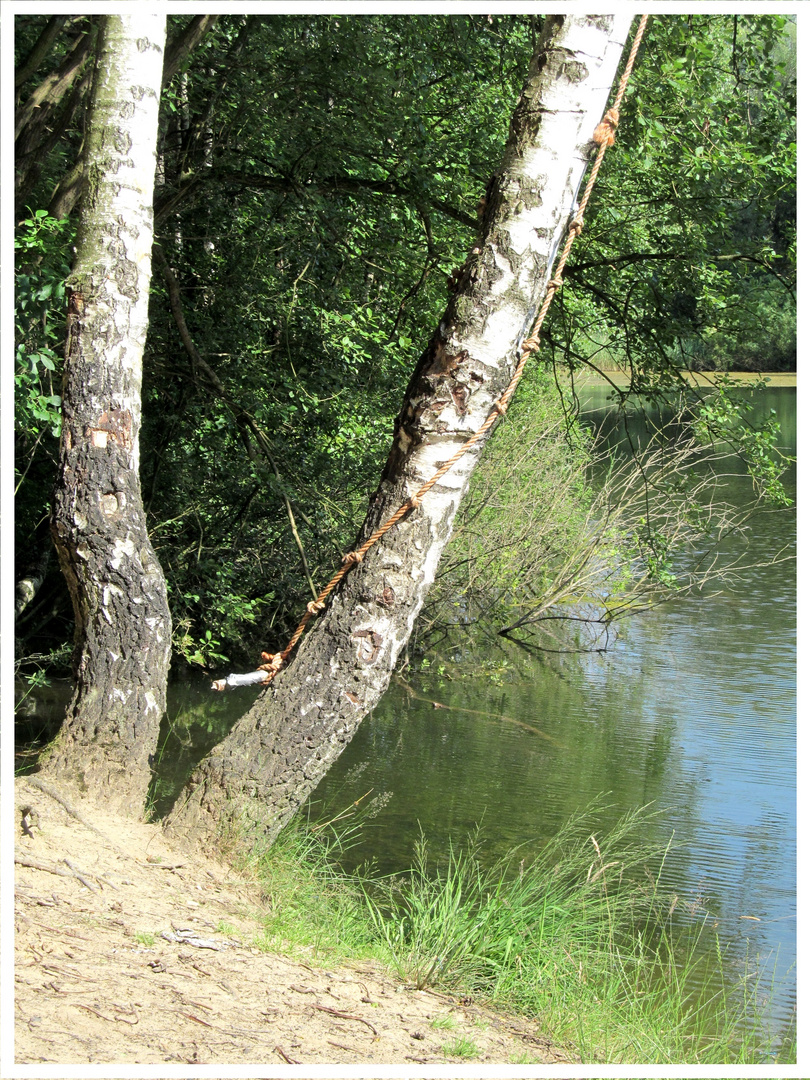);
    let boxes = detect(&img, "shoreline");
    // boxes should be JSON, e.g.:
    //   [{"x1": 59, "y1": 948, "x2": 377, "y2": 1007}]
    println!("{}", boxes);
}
[
  {"x1": 574, "y1": 369, "x2": 796, "y2": 389},
  {"x1": 14, "y1": 771, "x2": 793, "y2": 1066},
  {"x1": 13, "y1": 774, "x2": 571, "y2": 1066}
]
